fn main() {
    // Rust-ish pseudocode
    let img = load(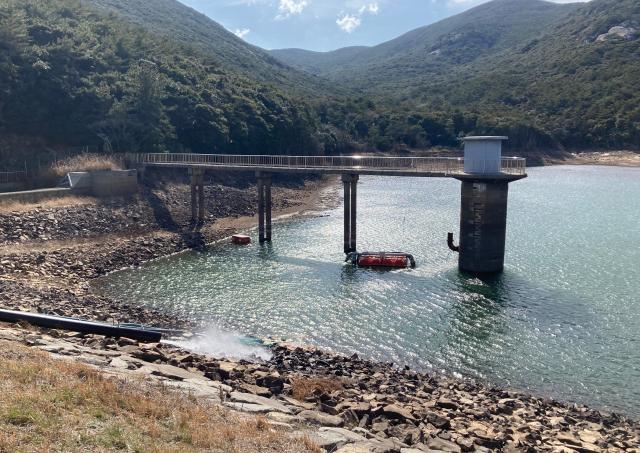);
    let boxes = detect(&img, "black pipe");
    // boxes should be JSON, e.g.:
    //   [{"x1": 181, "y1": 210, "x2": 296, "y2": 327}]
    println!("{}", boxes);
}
[
  {"x1": 447, "y1": 233, "x2": 460, "y2": 252},
  {"x1": 0, "y1": 309, "x2": 162, "y2": 343}
]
